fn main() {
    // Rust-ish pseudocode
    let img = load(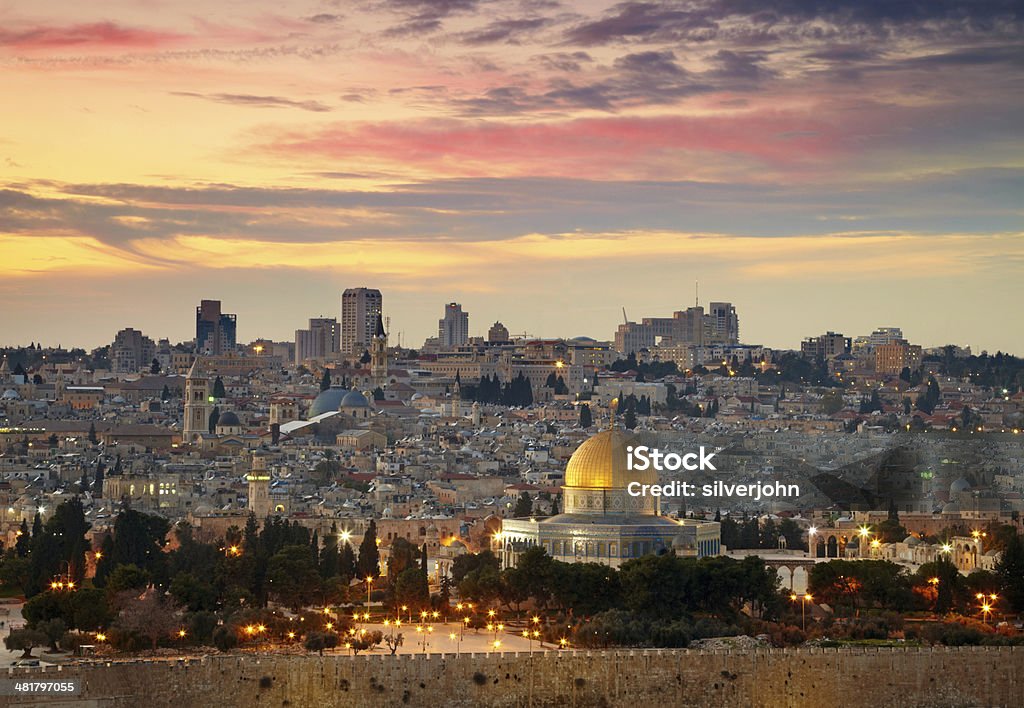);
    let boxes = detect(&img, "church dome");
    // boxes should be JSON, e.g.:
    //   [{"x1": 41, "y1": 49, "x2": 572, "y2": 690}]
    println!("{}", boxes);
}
[
  {"x1": 564, "y1": 428, "x2": 656, "y2": 489},
  {"x1": 341, "y1": 389, "x2": 370, "y2": 408},
  {"x1": 218, "y1": 411, "x2": 241, "y2": 427},
  {"x1": 309, "y1": 386, "x2": 347, "y2": 417},
  {"x1": 2, "y1": 389, "x2": 19, "y2": 400}
]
